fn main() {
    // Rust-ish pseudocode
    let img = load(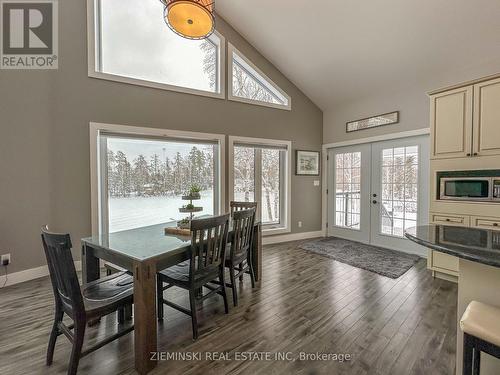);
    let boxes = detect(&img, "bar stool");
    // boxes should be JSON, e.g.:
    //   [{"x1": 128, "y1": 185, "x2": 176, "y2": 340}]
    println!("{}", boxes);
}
[{"x1": 460, "y1": 301, "x2": 500, "y2": 375}]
